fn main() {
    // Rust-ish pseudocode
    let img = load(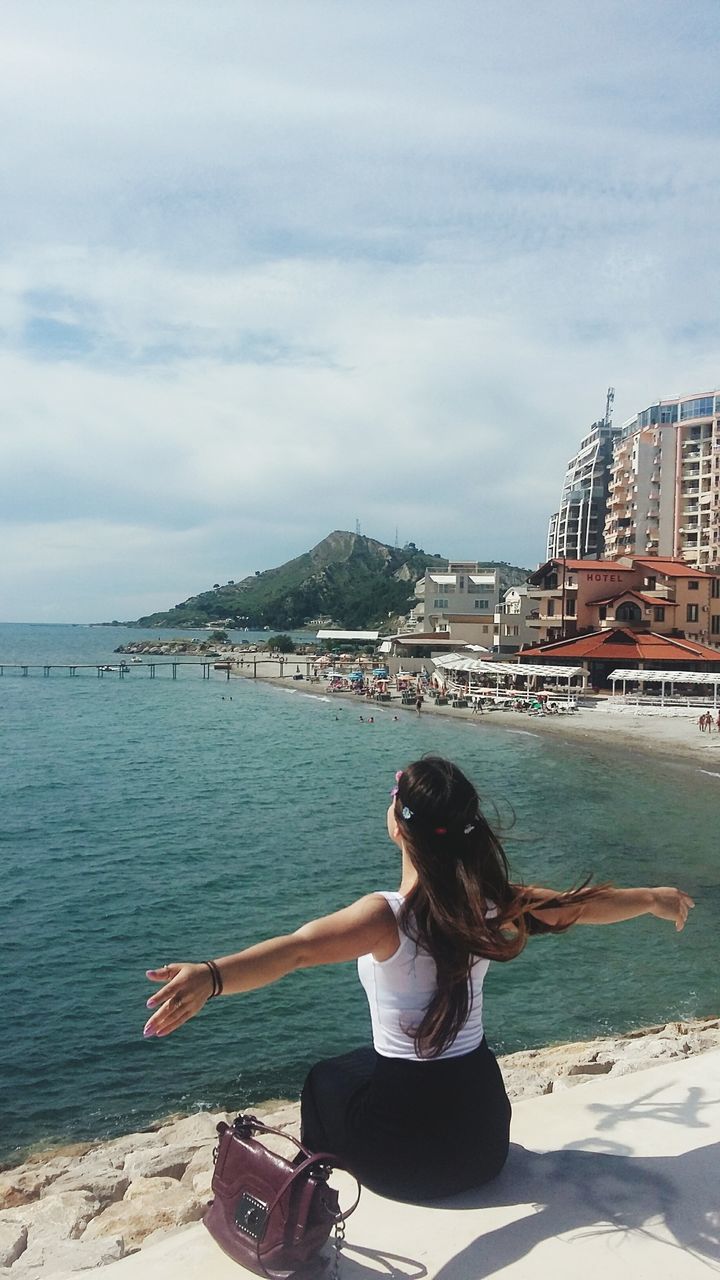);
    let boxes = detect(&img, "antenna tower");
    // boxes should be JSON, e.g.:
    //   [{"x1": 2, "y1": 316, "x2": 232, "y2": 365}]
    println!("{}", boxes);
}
[
  {"x1": 394, "y1": 526, "x2": 399, "y2": 549},
  {"x1": 605, "y1": 386, "x2": 615, "y2": 428},
  {"x1": 355, "y1": 519, "x2": 361, "y2": 536}
]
